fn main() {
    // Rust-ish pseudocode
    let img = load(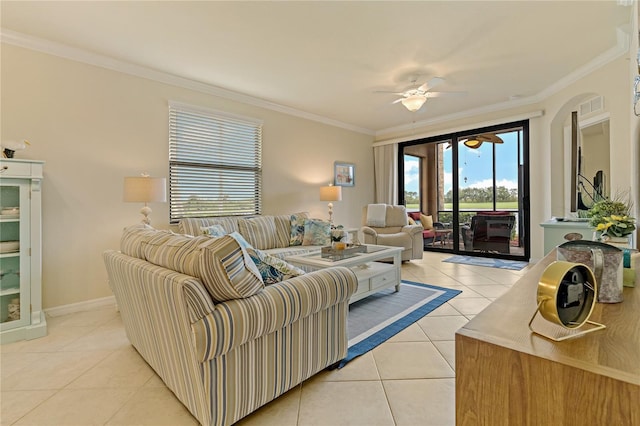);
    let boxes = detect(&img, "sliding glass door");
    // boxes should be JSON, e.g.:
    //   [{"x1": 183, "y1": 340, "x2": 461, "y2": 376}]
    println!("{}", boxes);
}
[{"x1": 399, "y1": 121, "x2": 529, "y2": 260}]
